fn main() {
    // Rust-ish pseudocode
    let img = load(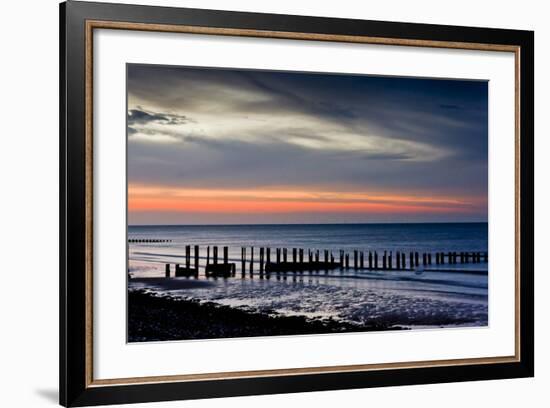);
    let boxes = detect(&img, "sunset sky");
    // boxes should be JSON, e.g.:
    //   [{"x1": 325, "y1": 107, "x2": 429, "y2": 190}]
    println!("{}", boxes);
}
[{"x1": 127, "y1": 64, "x2": 488, "y2": 225}]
